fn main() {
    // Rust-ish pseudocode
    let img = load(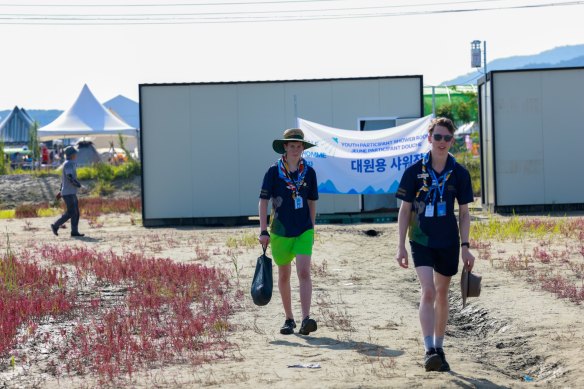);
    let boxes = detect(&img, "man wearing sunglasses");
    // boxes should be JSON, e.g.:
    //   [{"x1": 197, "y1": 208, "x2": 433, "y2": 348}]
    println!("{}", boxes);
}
[{"x1": 394, "y1": 117, "x2": 475, "y2": 372}]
